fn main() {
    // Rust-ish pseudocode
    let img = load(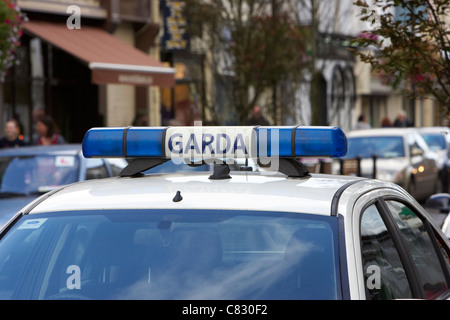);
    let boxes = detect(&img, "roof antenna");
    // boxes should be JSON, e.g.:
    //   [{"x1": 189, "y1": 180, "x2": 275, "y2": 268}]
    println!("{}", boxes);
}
[{"x1": 173, "y1": 190, "x2": 183, "y2": 202}]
